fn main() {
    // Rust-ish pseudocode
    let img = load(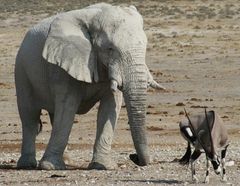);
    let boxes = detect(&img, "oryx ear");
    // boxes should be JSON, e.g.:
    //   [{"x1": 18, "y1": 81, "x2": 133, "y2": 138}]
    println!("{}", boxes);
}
[{"x1": 42, "y1": 11, "x2": 99, "y2": 83}]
